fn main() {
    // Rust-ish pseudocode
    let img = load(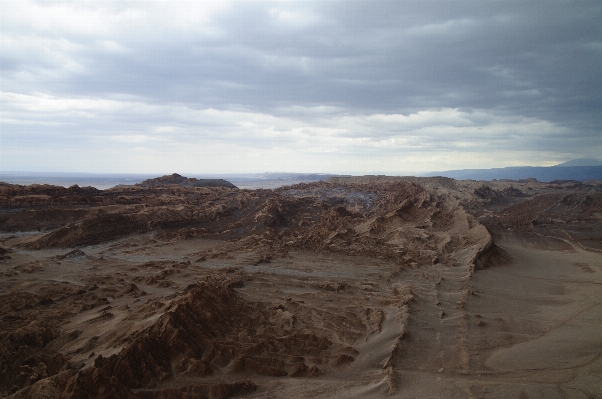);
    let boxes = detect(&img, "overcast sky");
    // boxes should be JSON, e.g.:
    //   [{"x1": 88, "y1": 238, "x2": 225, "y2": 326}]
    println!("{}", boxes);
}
[{"x1": 1, "y1": 1, "x2": 601, "y2": 174}]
